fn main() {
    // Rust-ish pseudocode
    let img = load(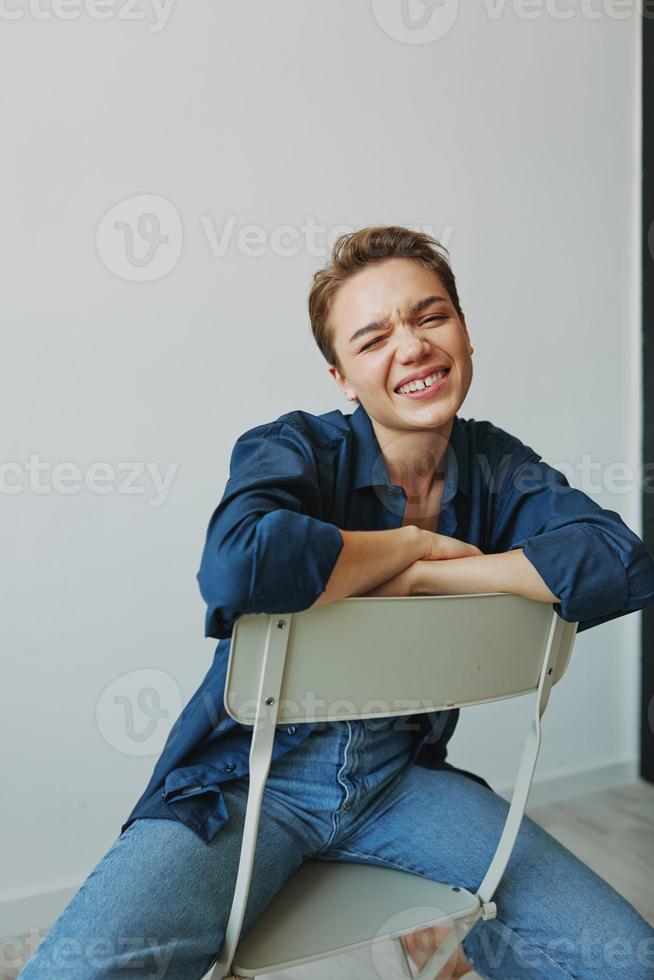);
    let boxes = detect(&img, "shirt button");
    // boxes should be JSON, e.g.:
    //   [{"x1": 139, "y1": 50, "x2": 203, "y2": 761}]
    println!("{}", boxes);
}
[
  {"x1": 224, "y1": 763, "x2": 236, "y2": 773},
  {"x1": 287, "y1": 725, "x2": 296, "y2": 735}
]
